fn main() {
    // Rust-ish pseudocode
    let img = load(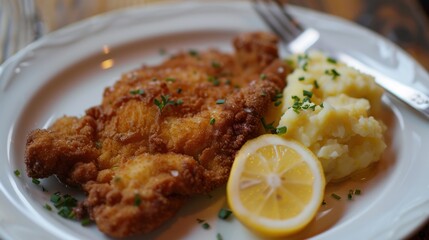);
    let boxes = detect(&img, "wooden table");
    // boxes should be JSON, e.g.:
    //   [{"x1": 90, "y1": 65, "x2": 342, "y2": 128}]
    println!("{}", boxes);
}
[{"x1": 35, "y1": 0, "x2": 429, "y2": 239}]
